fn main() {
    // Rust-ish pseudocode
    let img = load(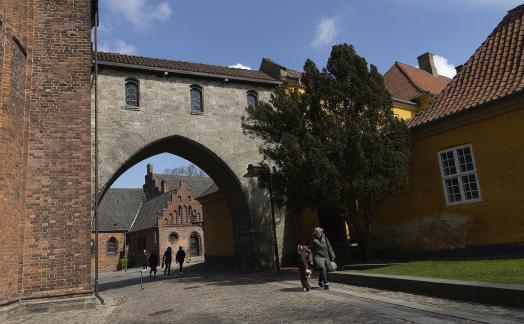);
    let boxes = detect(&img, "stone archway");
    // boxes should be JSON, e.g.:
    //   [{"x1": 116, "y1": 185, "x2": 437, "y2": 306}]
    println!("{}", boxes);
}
[
  {"x1": 94, "y1": 61, "x2": 285, "y2": 271},
  {"x1": 98, "y1": 135, "x2": 261, "y2": 271}
]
